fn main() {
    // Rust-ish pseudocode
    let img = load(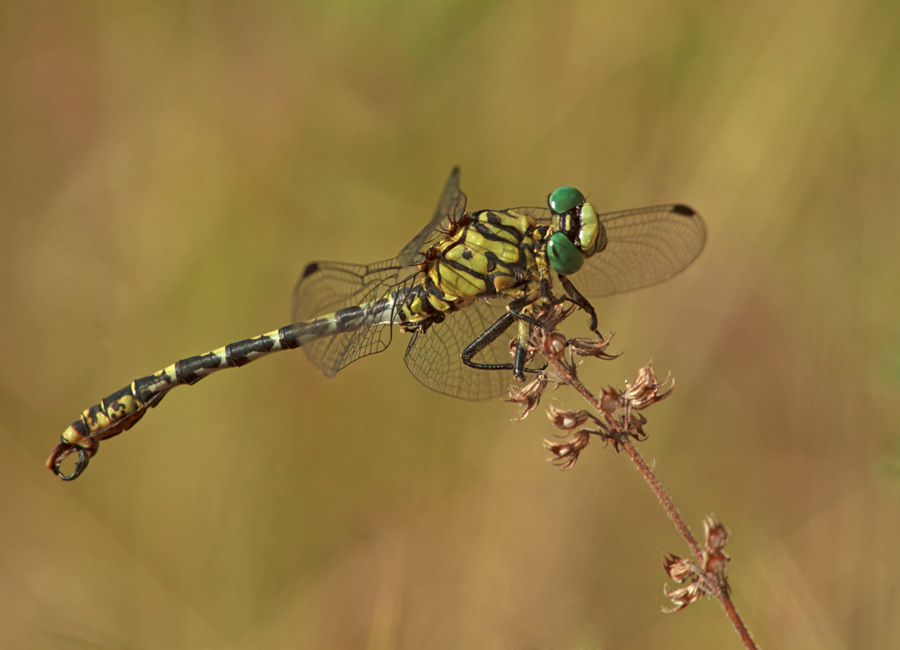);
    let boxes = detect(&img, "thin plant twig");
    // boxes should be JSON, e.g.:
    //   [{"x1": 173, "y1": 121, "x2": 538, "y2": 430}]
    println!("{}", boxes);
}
[{"x1": 506, "y1": 303, "x2": 759, "y2": 650}]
